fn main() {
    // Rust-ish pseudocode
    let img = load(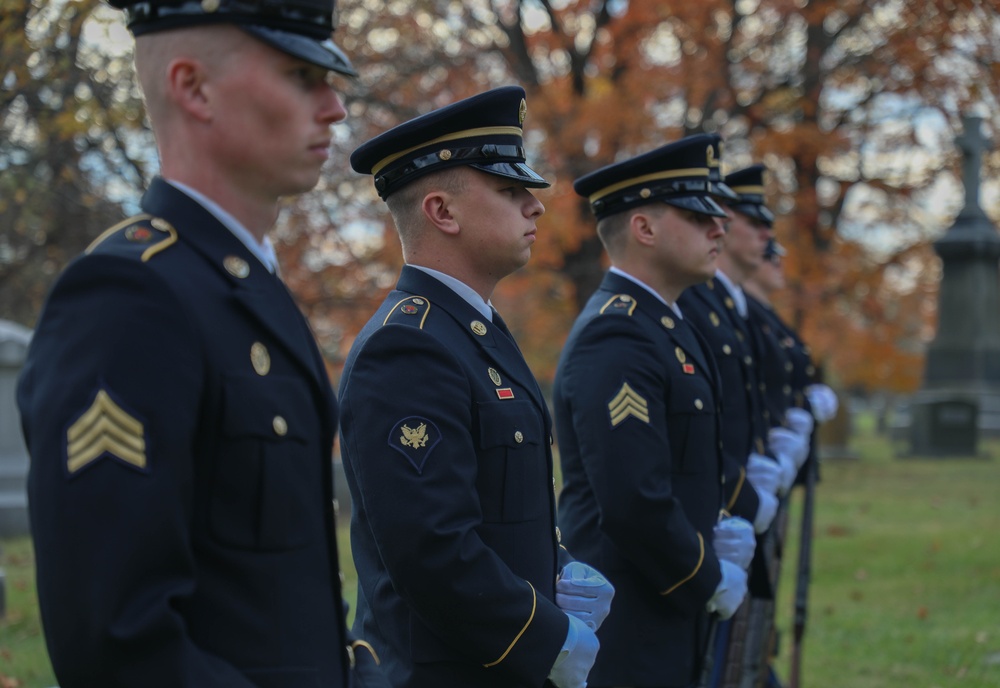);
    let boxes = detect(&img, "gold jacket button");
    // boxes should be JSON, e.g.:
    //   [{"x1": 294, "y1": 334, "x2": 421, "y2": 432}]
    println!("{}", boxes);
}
[
  {"x1": 722, "y1": 344, "x2": 732, "y2": 355},
  {"x1": 694, "y1": 399, "x2": 704, "y2": 410},
  {"x1": 514, "y1": 430, "x2": 524, "y2": 444},
  {"x1": 273, "y1": 415, "x2": 288, "y2": 436}
]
